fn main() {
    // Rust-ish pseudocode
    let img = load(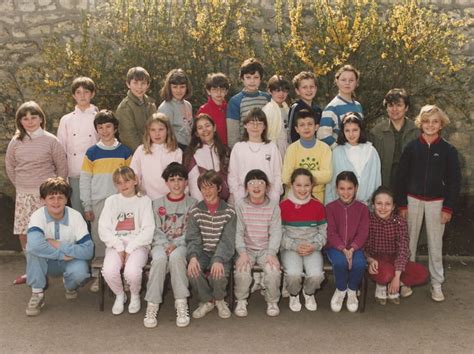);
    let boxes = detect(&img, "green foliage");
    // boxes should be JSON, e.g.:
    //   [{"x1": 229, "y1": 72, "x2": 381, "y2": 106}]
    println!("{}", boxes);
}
[{"x1": 38, "y1": 0, "x2": 470, "y2": 126}]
